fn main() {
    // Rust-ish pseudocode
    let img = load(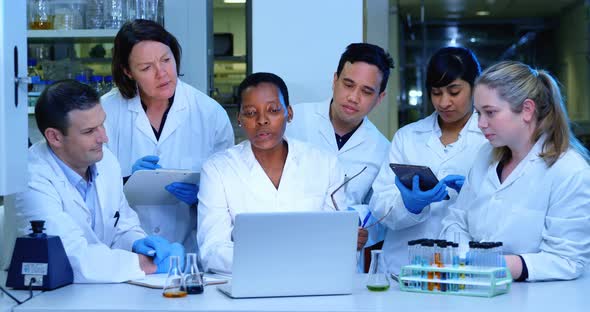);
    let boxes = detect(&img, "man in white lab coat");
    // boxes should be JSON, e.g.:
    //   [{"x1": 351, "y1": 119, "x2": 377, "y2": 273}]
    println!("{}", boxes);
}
[
  {"x1": 287, "y1": 43, "x2": 392, "y2": 208},
  {"x1": 2, "y1": 80, "x2": 183, "y2": 283},
  {"x1": 286, "y1": 43, "x2": 393, "y2": 264}
]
